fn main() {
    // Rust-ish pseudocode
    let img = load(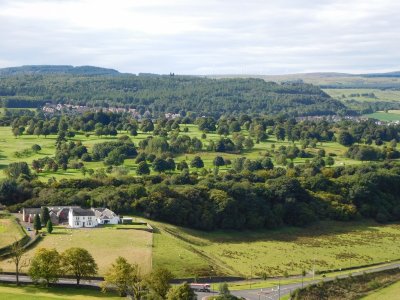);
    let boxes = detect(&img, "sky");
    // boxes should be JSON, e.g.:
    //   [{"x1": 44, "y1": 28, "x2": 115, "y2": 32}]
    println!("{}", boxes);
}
[{"x1": 0, "y1": 0, "x2": 399, "y2": 75}]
